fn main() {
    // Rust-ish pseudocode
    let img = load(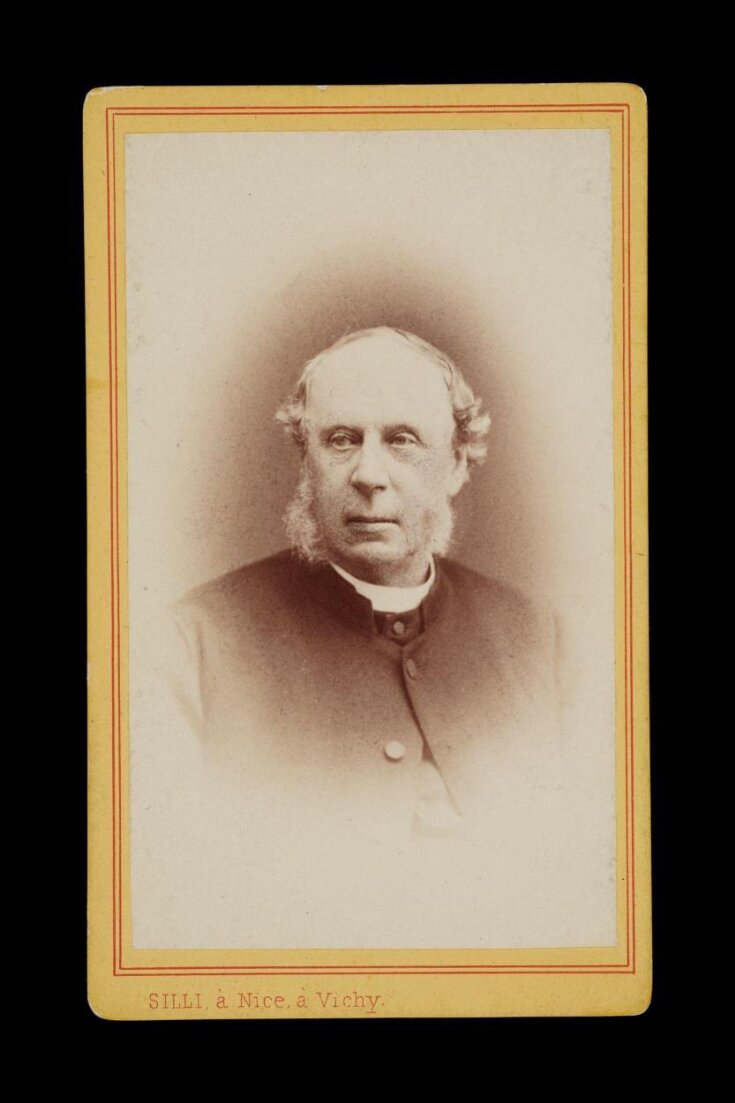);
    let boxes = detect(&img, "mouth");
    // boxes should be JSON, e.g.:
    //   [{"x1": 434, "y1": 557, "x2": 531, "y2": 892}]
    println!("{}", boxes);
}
[{"x1": 345, "y1": 515, "x2": 399, "y2": 533}]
